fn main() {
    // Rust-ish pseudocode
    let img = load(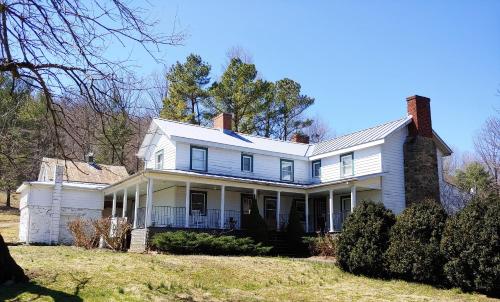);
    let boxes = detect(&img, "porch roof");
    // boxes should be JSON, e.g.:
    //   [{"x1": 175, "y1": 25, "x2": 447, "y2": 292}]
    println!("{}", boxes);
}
[{"x1": 102, "y1": 168, "x2": 384, "y2": 195}]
